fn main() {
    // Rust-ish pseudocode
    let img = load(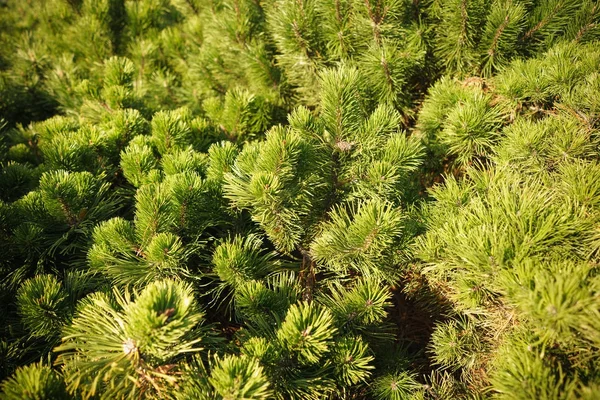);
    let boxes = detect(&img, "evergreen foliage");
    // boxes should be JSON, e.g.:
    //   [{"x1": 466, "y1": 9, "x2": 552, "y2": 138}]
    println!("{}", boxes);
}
[
  {"x1": 0, "y1": 361, "x2": 70, "y2": 400},
  {"x1": 1, "y1": 0, "x2": 600, "y2": 399}
]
